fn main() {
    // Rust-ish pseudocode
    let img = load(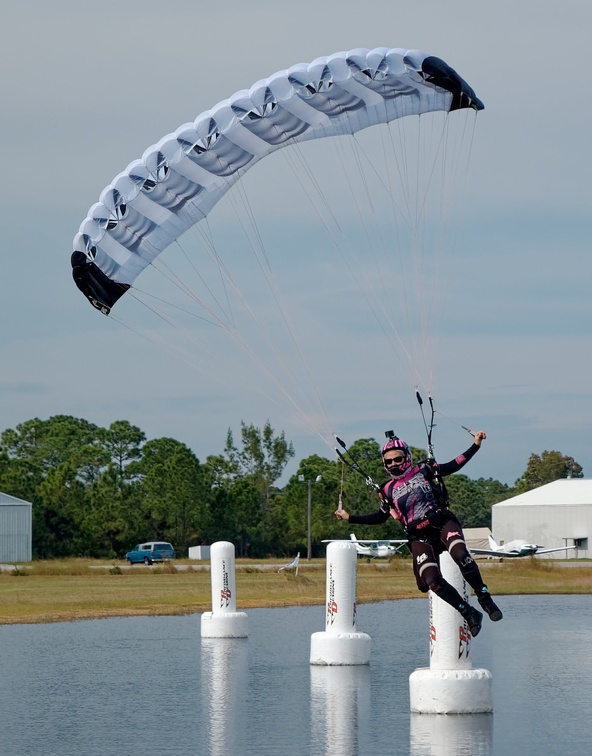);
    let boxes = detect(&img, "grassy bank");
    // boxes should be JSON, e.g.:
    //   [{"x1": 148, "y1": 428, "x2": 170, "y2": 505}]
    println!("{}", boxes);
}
[{"x1": 0, "y1": 558, "x2": 590, "y2": 625}]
